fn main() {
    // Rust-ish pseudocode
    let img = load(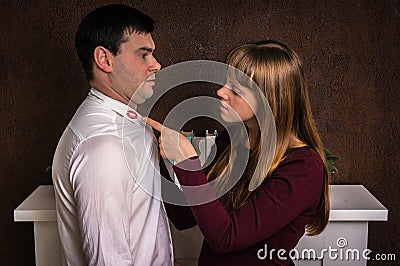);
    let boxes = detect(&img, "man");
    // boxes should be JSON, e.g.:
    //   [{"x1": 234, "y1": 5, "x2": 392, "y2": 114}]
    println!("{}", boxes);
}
[{"x1": 52, "y1": 4, "x2": 173, "y2": 265}]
